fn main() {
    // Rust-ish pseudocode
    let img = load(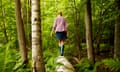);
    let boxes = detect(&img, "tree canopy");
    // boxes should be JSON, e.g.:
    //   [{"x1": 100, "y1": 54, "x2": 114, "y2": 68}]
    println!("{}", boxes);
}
[{"x1": 0, "y1": 0, "x2": 120, "y2": 72}]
